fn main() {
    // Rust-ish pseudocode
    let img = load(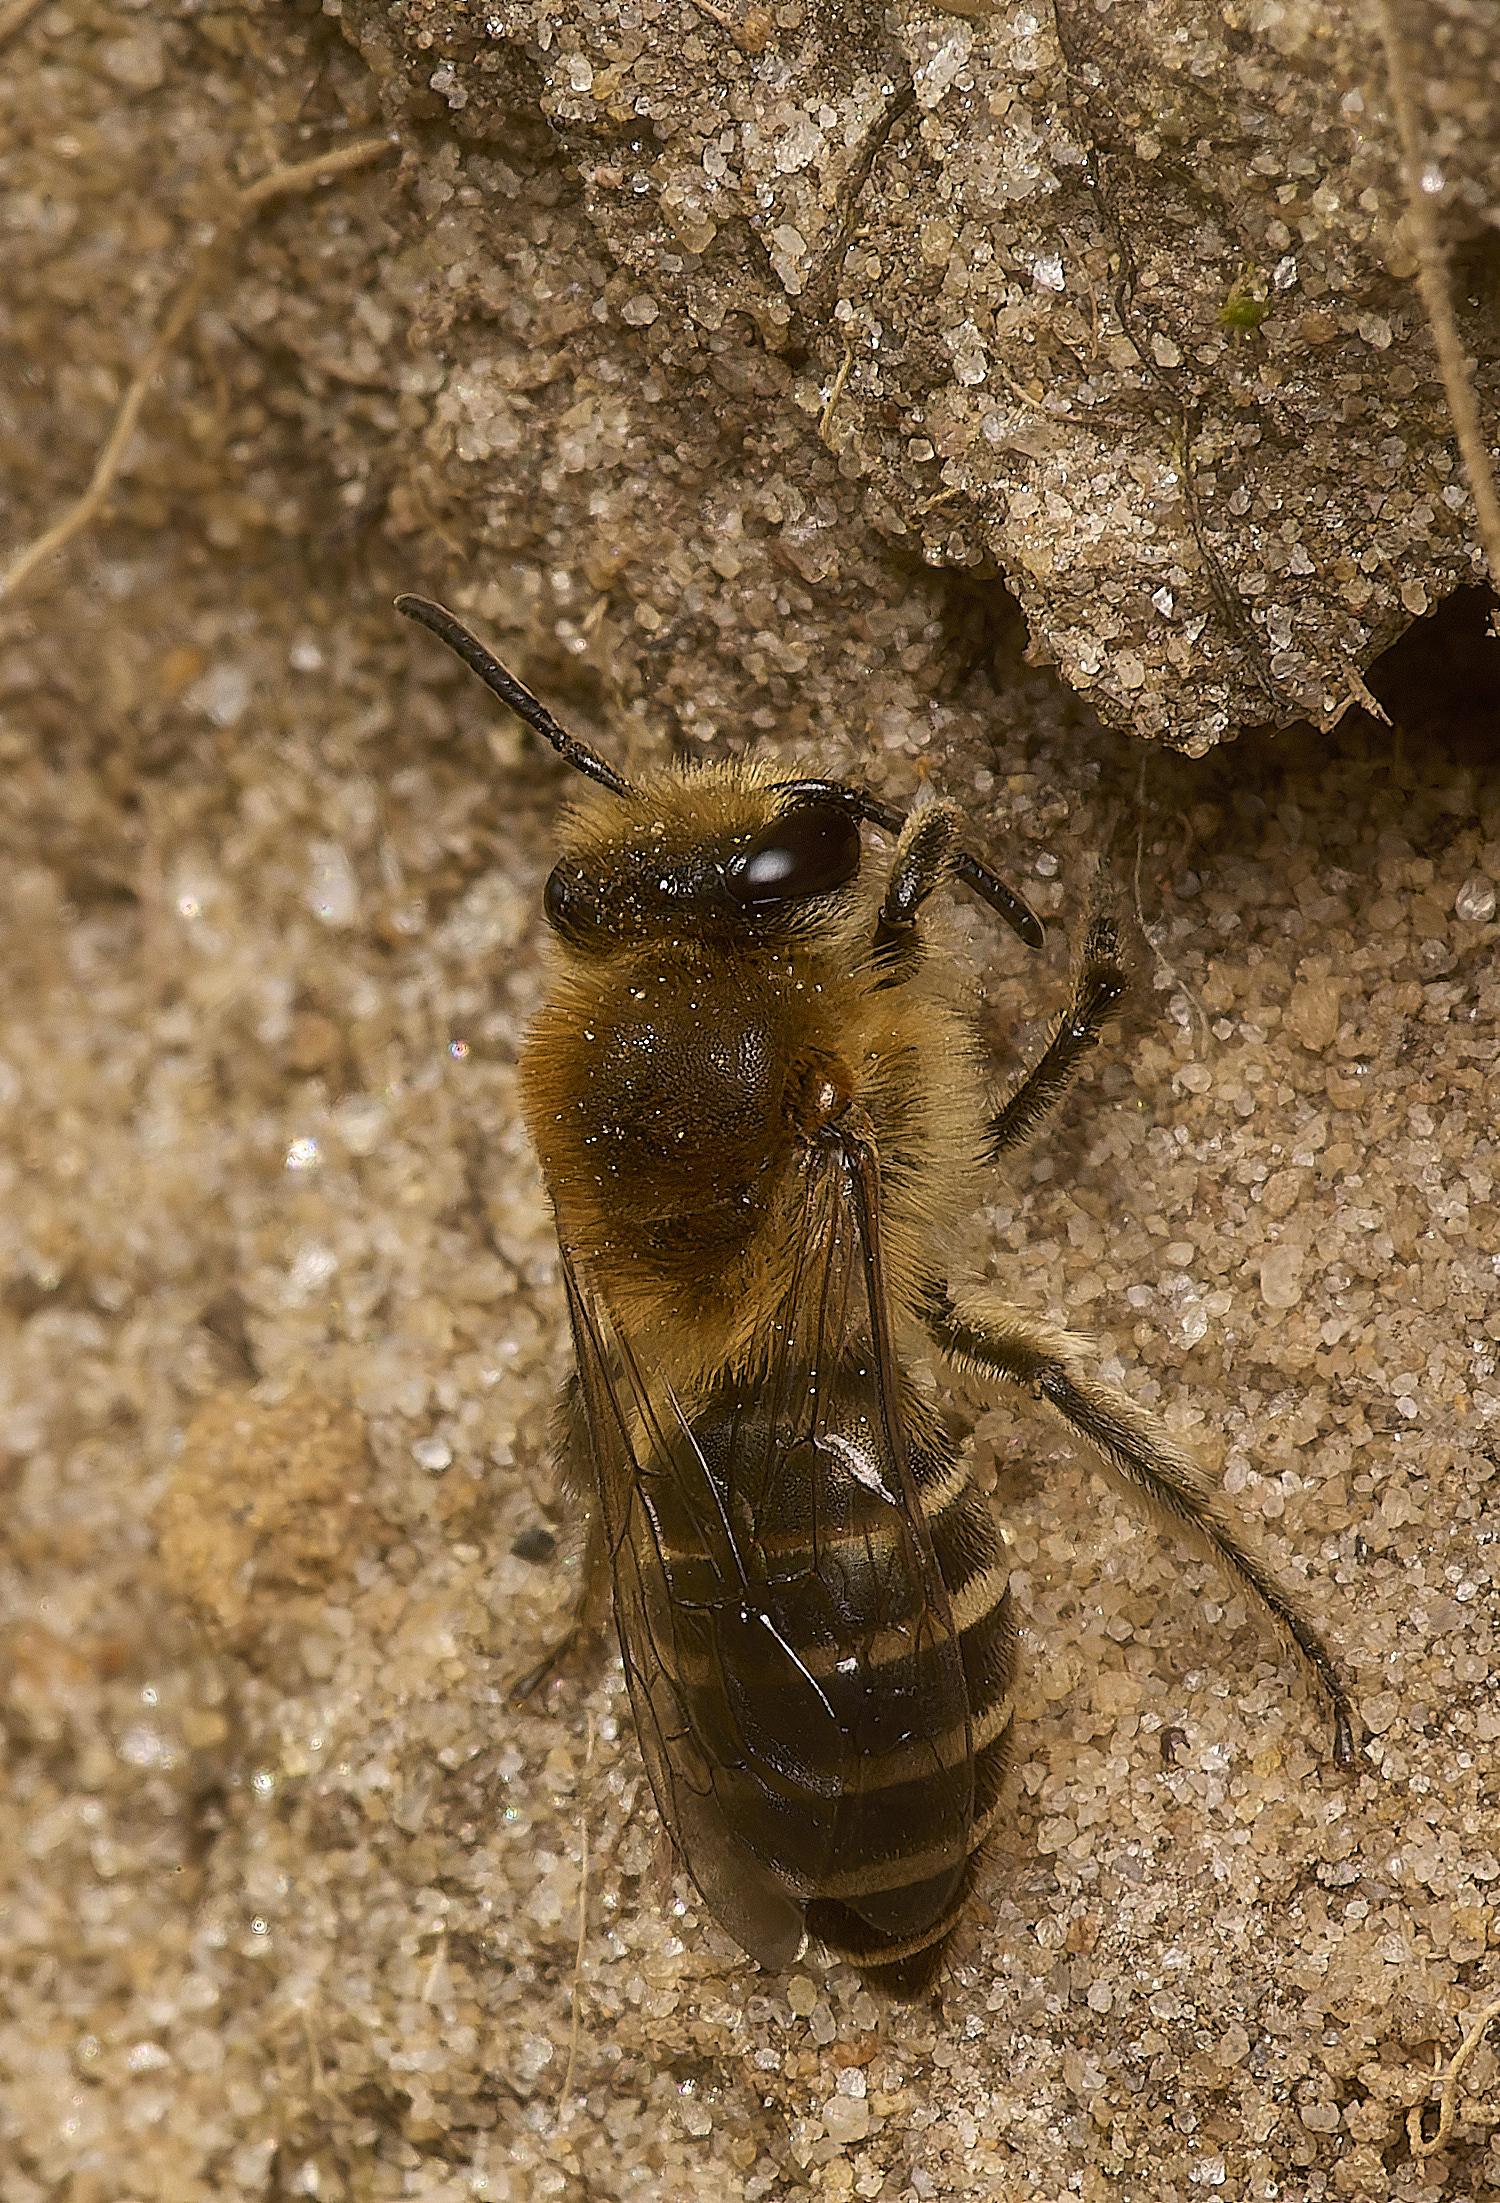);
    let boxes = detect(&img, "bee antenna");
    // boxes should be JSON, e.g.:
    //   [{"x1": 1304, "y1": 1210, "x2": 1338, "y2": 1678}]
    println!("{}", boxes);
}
[
  {"x1": 395, "y1": 594, "x2": 630, "y2": 799},
  {"x1": 948, "y1": 851, "x2": 1047, "y2": 951}
]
